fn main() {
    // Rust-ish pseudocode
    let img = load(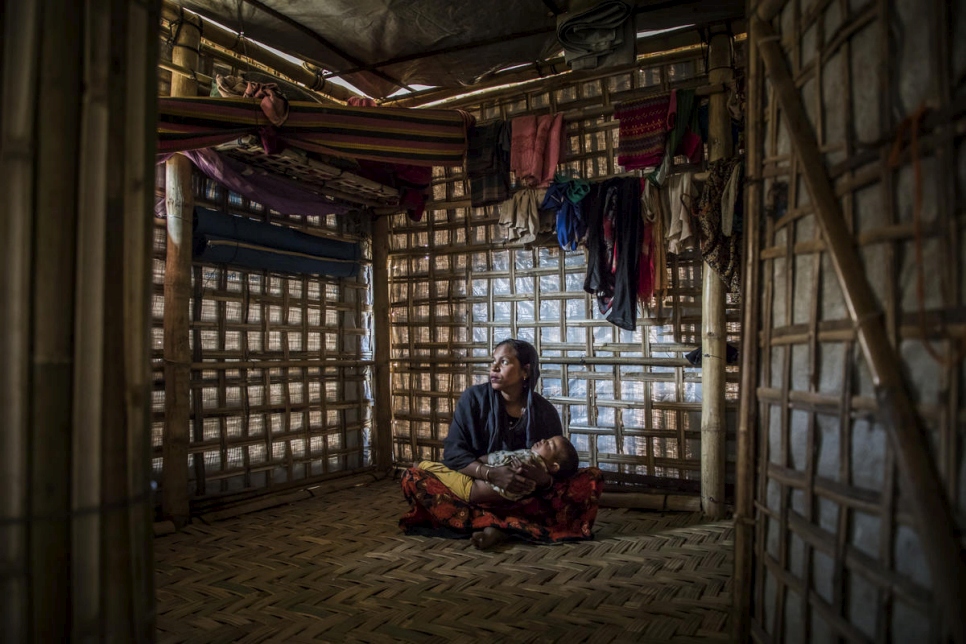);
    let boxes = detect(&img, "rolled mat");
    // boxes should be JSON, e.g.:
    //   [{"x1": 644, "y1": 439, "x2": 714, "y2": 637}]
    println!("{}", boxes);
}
[{"x1": 192, "y1": 207, "x2": 360, "y2": 277}]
